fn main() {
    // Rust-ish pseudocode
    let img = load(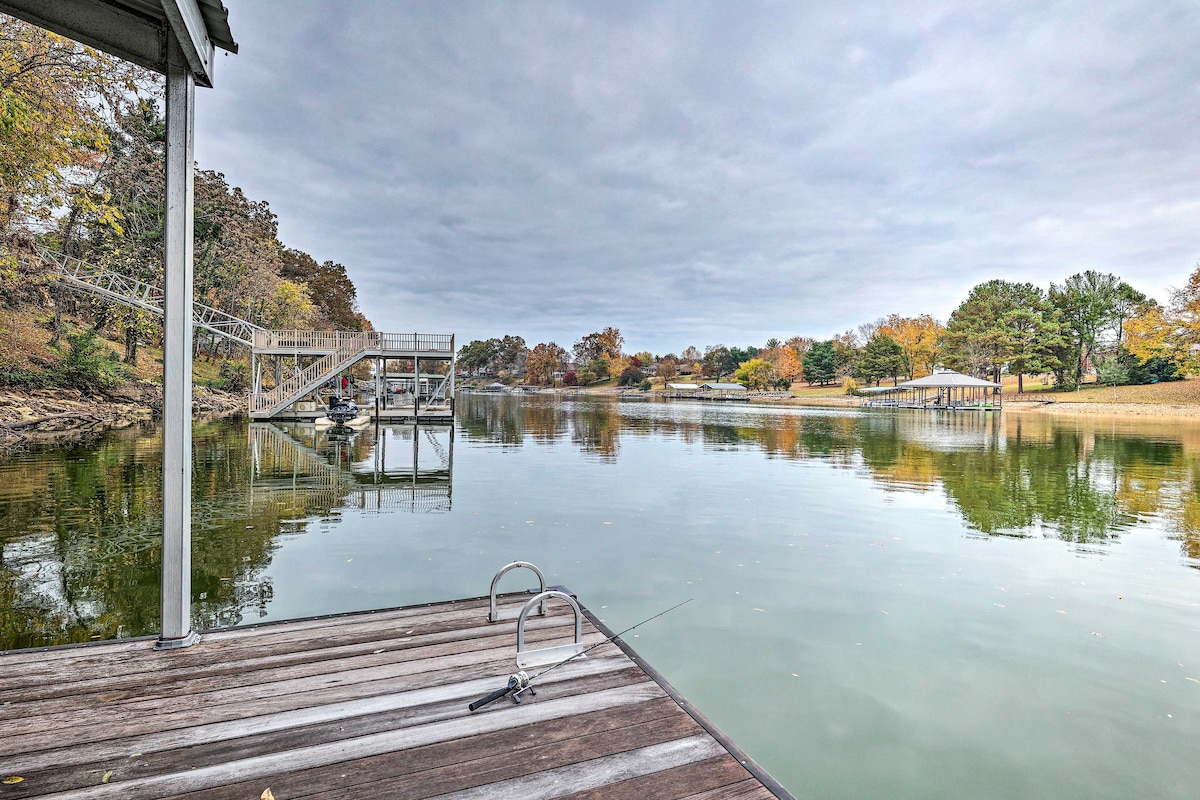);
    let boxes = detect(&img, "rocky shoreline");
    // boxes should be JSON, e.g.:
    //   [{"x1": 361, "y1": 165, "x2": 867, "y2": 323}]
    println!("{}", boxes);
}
[{"x1": 0, "y1": 384, "x2": 243, "y2": 454}]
